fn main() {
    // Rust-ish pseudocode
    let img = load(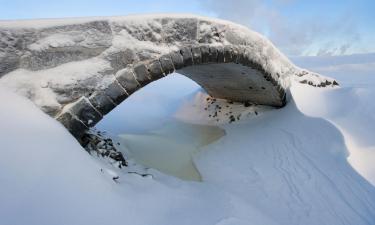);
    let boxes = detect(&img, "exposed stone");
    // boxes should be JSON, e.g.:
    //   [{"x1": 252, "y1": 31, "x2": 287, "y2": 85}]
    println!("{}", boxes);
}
[
  {"x1": 68, "y1": 97, "x2": 103, "y2": 127},
  {"x1": 56, "y1": 111, "x2": 88, "y2": 138},
  {"x1": 83, "y1": 130, "x2": 128, "y2": 168},
  {"x1": 191, "y1": 46, "x2": 202, "y2": 64},
  {"x1": 147, "y1": 60, "x2": 164, "y2": 79},
  {"x1": 115, "y1": 68, "x2": 140, "y2": 94},
  {"x1": 133, "y1": 63, "x2": 151, "y2": 86},
  {"x1": 170, "y1": 51, "x2": 184, "y2": 70},
  {"x1": 104, "y1": 80, "x2": 128, "y2": 105},
  {"x1": 230, "y1": 46, "x2": 240, "y2": 63},
  {"x1": 159, "y1": 54, "x2": 174, "y2": 74},
  {"x1": 216, "y1": 46, "x2": 225, "y2": 63},
  {"x1": 208, "y1": 46, "x2": 218, "y2": 63},
  {"x1": 180, "y1": 47, "x2": 193, "y2": 66},
  {"x1": 237, "y1": 48, "x2": 248, "y2": 65},
  {"x1": 200, "y1": 46, "x2": 210, "y2": 64},
  {"x1": 224, "y1": 46, "x2": 234, "y2": 62},
  {"x1": 88, "y1": 91, "x2": 116, "y2": 115}
]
